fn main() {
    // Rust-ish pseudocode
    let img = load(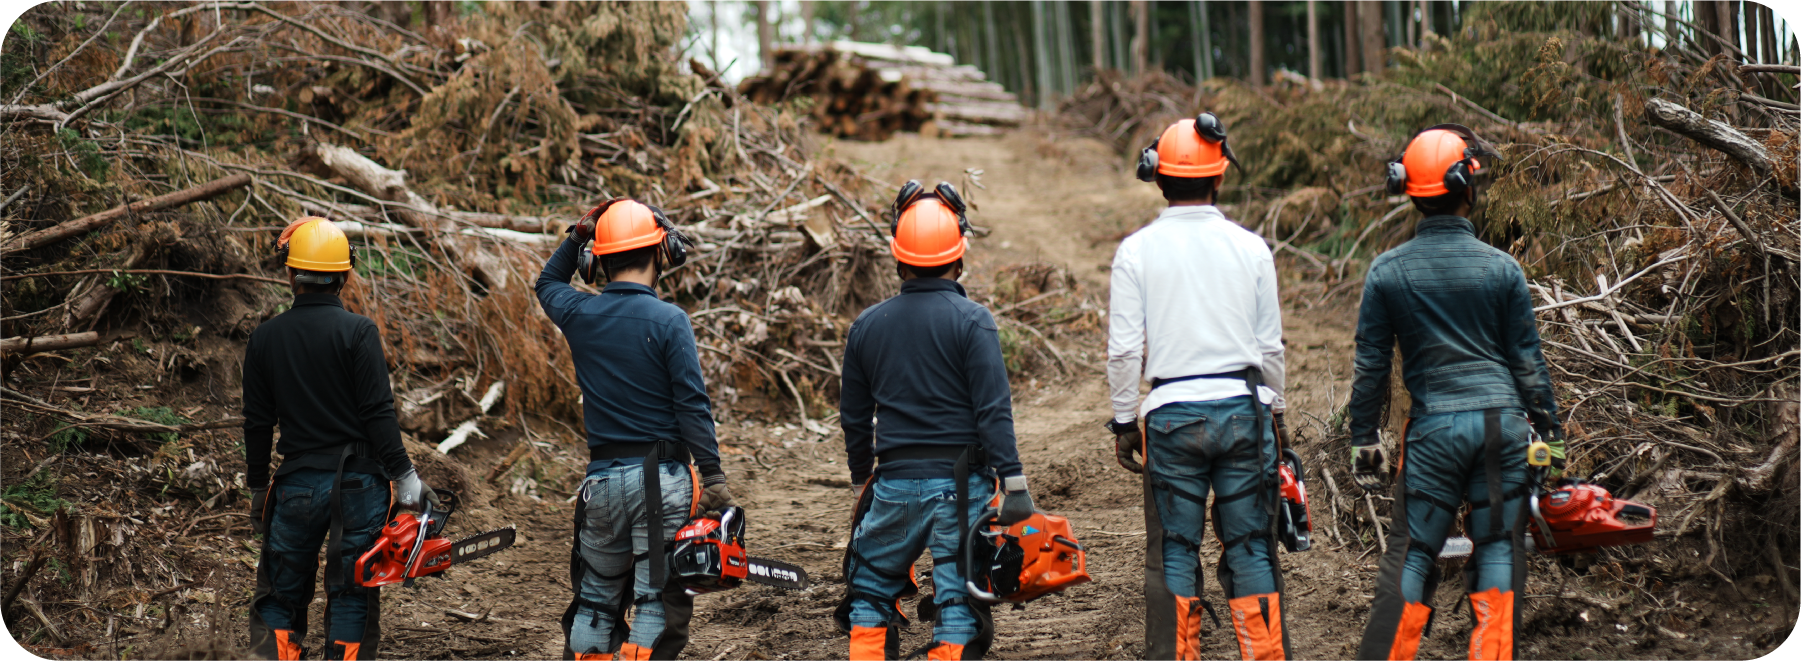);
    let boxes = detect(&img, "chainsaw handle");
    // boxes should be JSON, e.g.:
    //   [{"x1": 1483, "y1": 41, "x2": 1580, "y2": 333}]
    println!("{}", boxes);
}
[
  {"x1": 1527, "y1": 467, "x2": 1557, "y2": 549},
  {"x1": 963, "y1": 508, "x2": 1006, "y2": 604}
]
